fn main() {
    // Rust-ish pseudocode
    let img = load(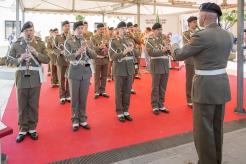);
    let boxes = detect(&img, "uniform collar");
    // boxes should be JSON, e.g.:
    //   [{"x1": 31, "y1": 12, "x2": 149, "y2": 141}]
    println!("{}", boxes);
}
[{"x1": 205, "y1": 22, "x2": 219, "y2": 29}]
